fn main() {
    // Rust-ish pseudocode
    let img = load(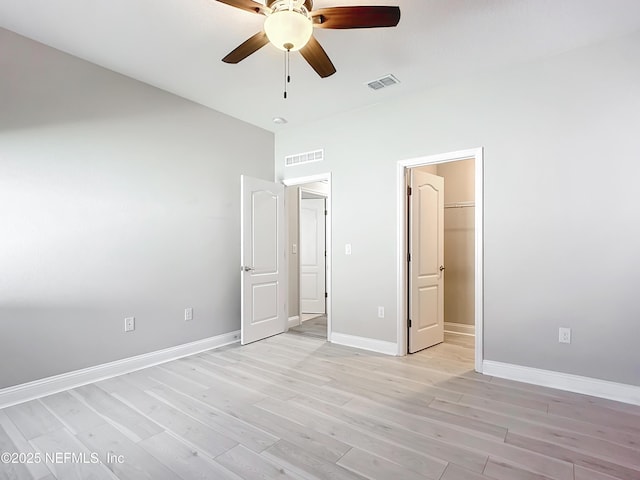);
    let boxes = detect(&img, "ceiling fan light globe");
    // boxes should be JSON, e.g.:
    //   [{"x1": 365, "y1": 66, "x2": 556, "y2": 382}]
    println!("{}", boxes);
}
[{"x1": 264, "y1": 10, "x2": 313, "y2": 51}]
